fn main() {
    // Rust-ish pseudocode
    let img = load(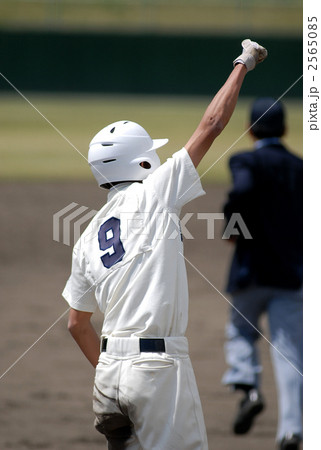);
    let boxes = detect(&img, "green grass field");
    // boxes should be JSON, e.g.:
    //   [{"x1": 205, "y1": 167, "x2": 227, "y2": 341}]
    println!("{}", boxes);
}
[
  {"x1": 0, "y1": 93, "x2": 302, "y2": 184},
  {"x1": 0, "y1": 0, "x2": 301, "y2": 36}
]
